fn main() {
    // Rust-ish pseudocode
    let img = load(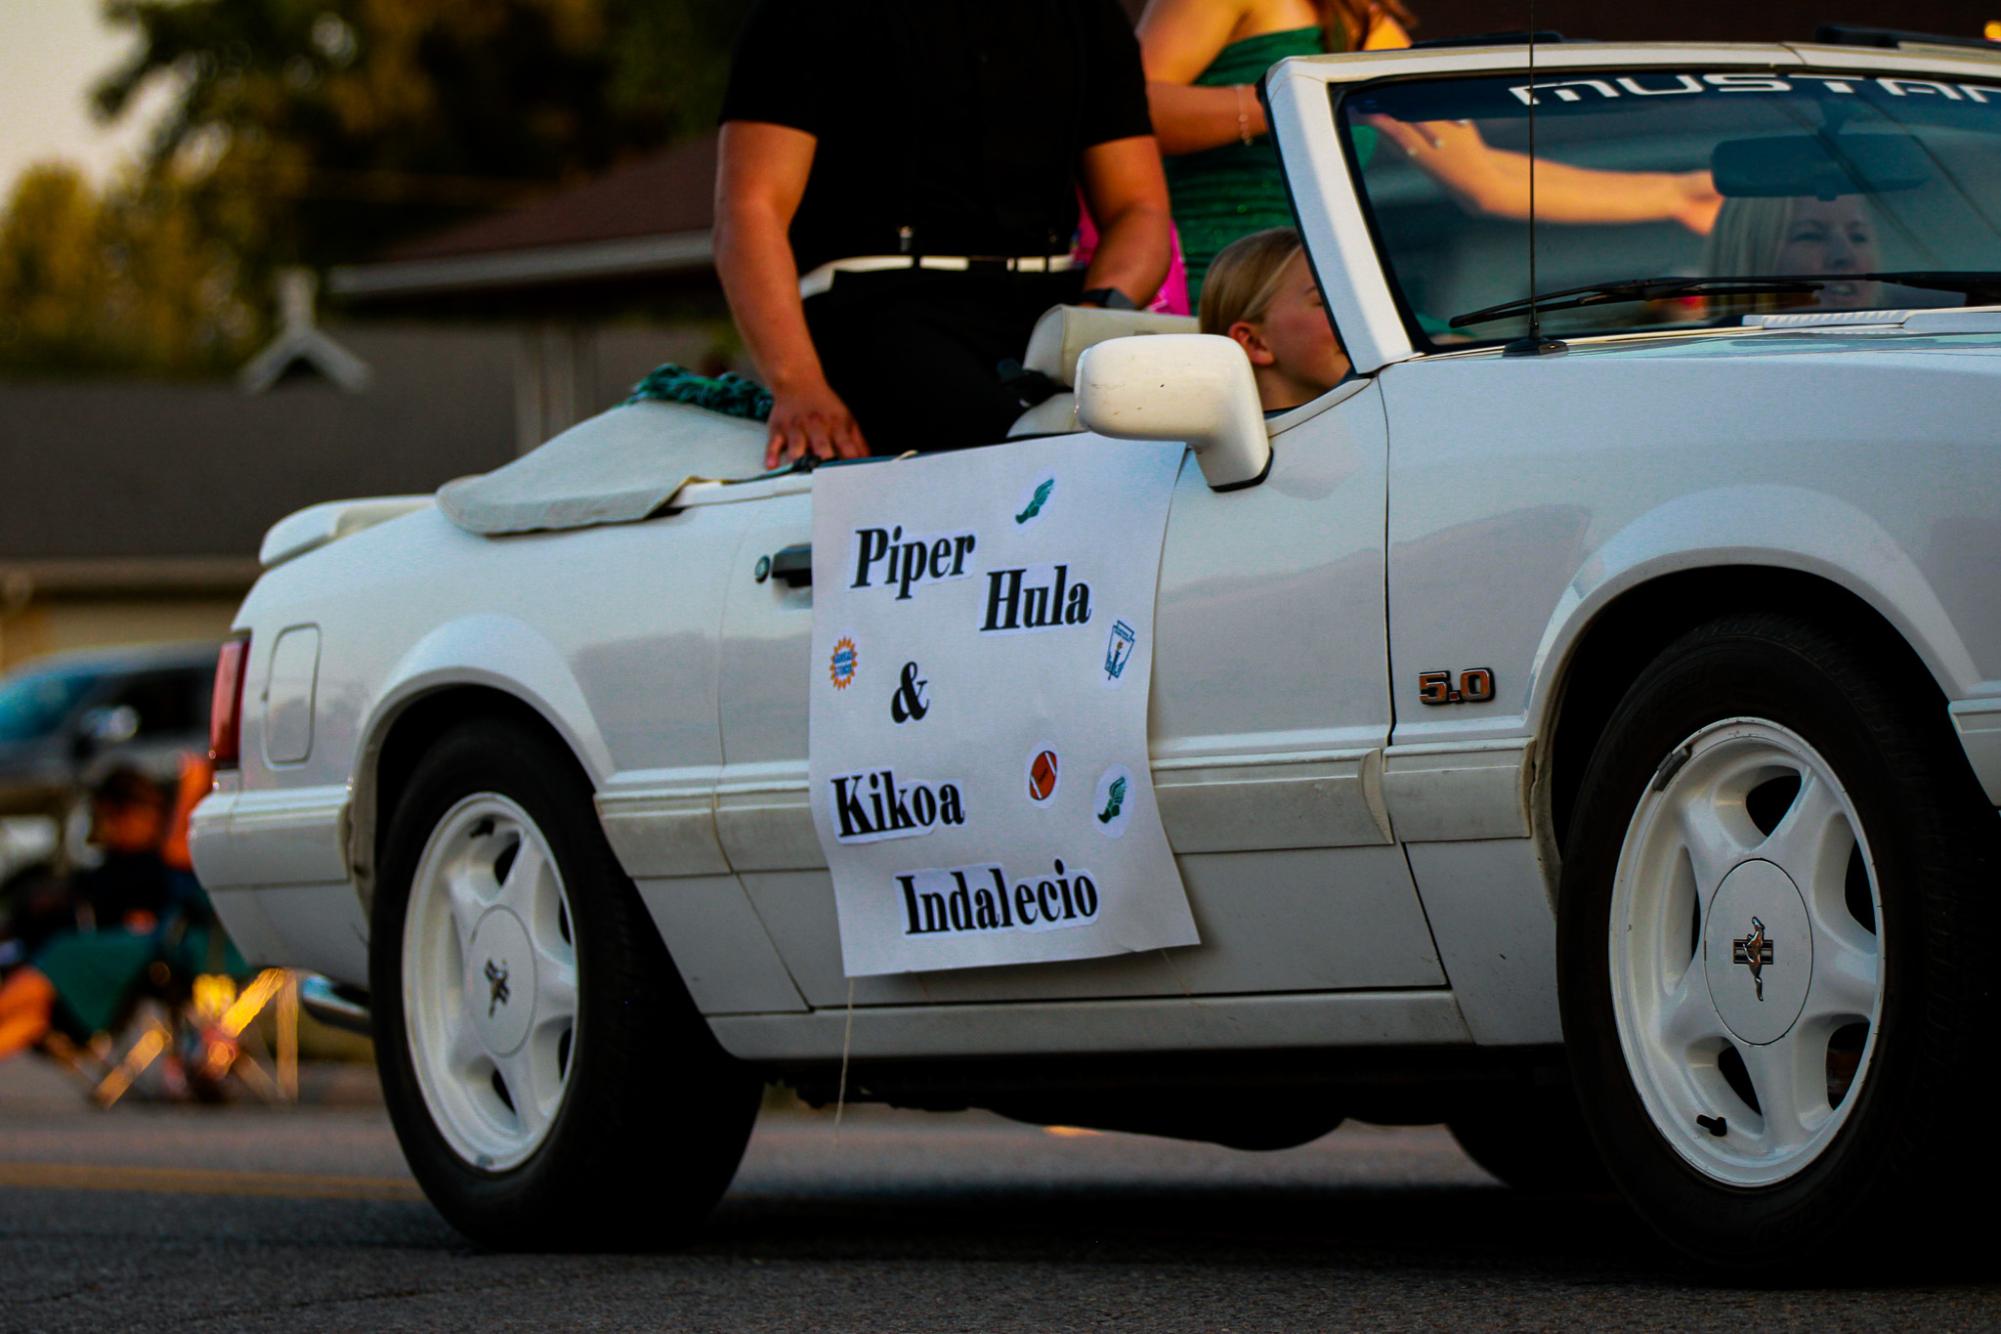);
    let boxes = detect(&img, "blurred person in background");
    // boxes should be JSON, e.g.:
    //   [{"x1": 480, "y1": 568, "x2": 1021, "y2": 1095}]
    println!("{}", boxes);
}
[
  {"x1": 67, "y1": 768, "x2": 176, "y2": 931},
  {"x1": 714, "y1": 0, "x2": 1173, "y2": 466},
  {"x1": 0, "y1": 759, "x2": 238, "y2": 1061}
]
